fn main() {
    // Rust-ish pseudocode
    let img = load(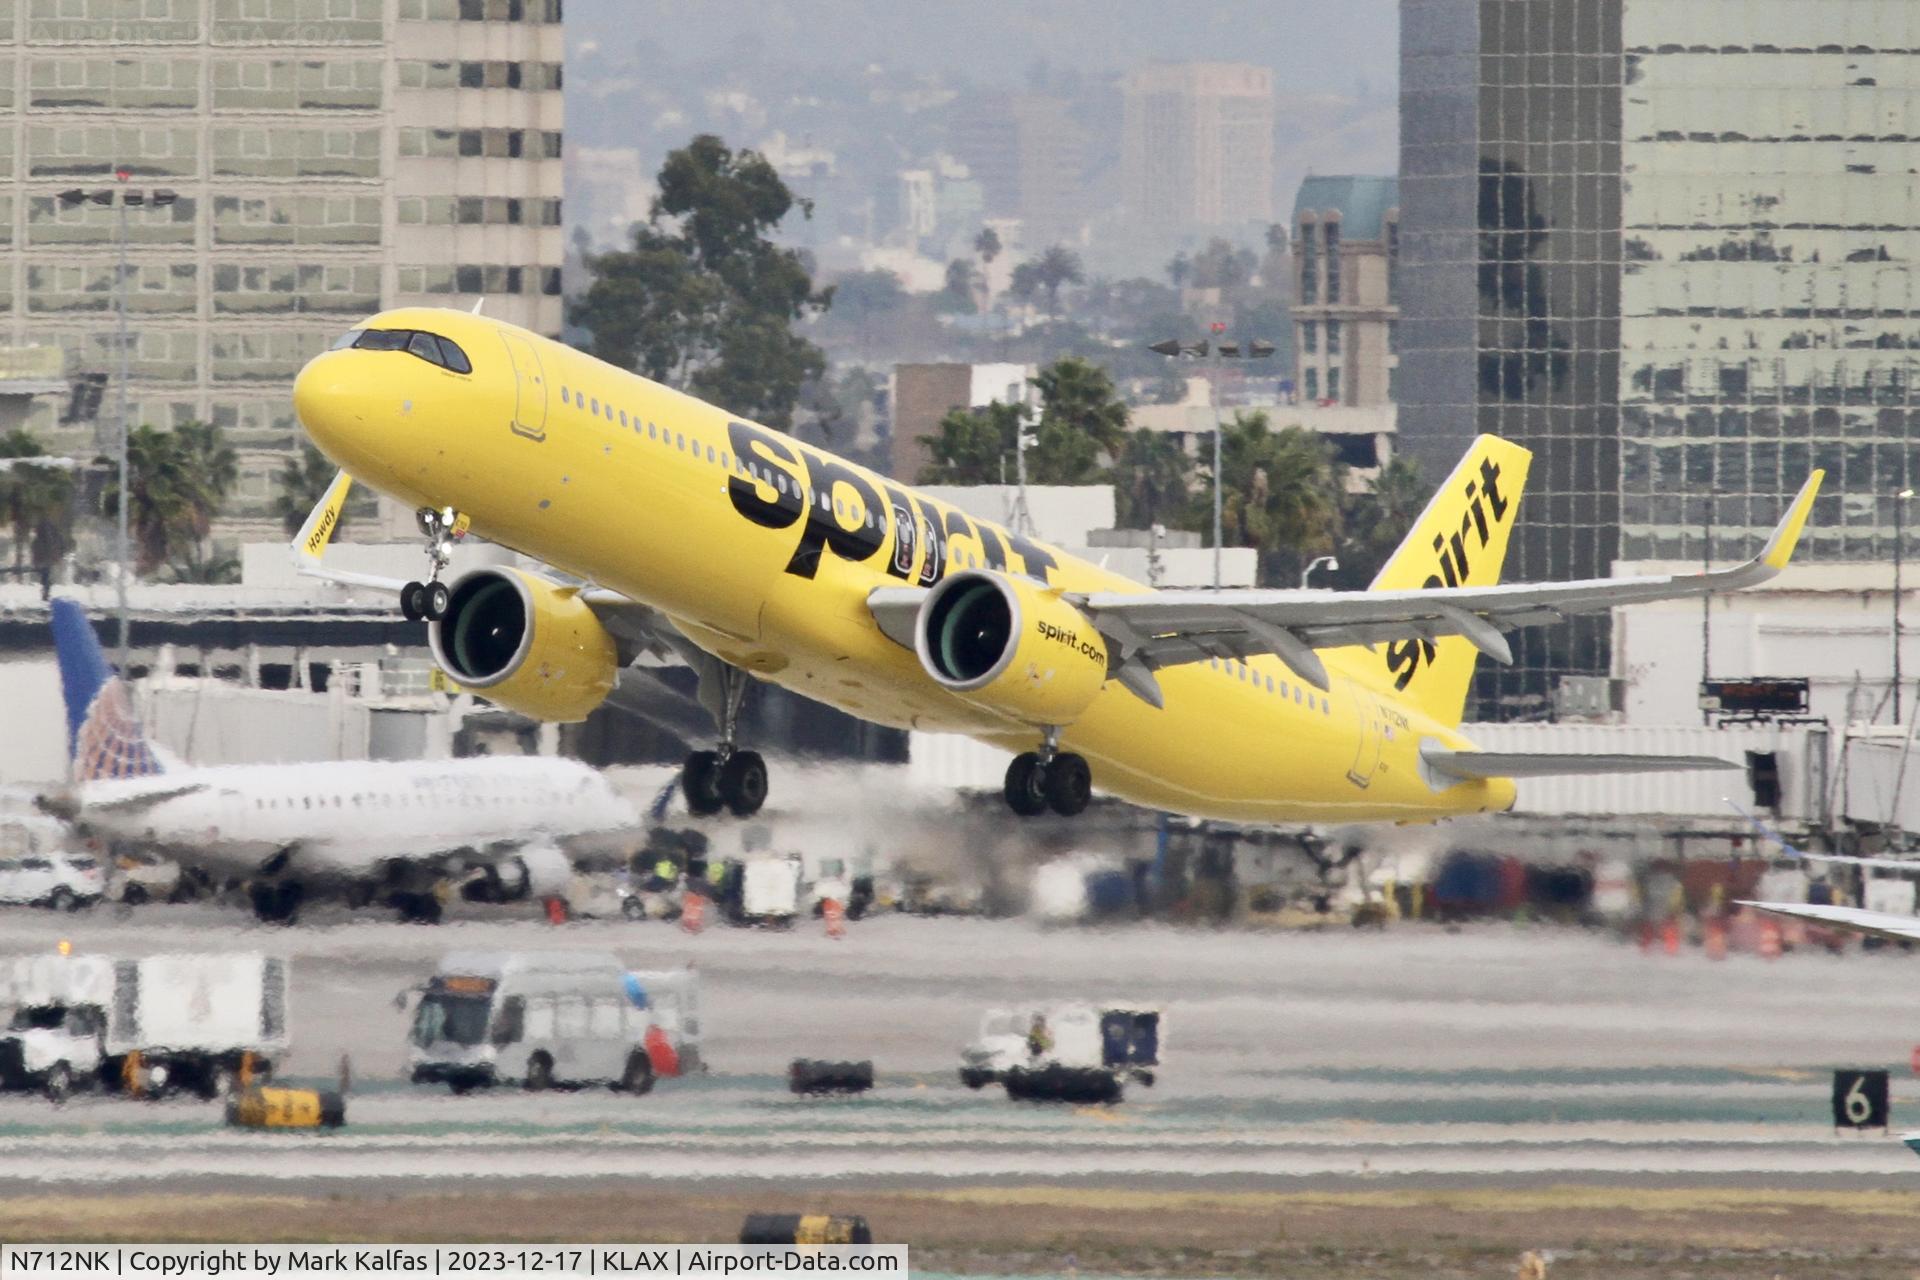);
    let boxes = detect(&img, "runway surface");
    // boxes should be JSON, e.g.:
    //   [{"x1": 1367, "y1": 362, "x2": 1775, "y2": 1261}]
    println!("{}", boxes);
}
[{"x1": 2, "y1": 906, "x2": 1919, "y2": 1190}]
